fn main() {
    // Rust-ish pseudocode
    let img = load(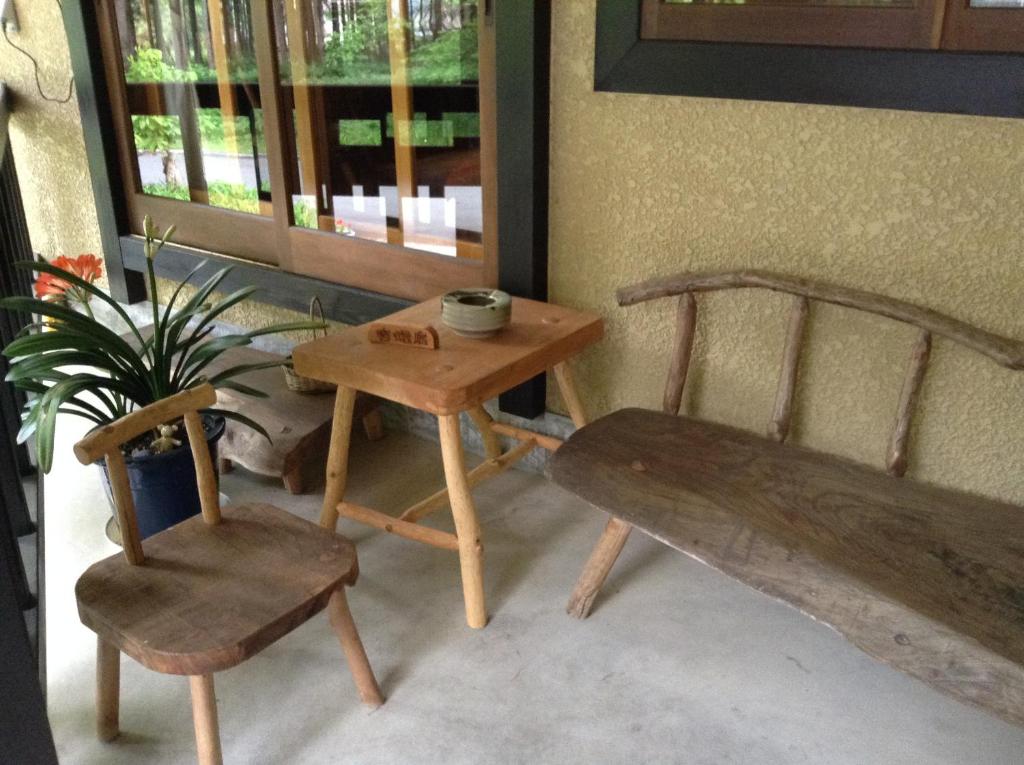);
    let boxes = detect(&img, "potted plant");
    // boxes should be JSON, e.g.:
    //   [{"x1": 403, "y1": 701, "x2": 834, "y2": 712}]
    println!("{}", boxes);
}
[{"x1": 1, "y1": 217, "x2": 323, "y2": 538}]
